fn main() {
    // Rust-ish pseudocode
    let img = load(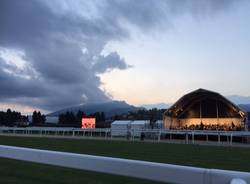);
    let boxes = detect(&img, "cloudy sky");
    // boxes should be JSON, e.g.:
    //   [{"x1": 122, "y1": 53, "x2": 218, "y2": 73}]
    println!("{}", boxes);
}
[{"x1": 1, "y1": 0, "x2": 250, "y2": 114}]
